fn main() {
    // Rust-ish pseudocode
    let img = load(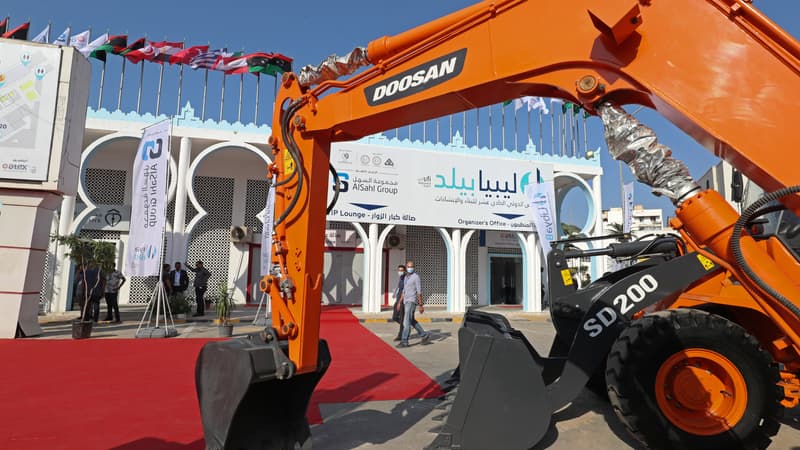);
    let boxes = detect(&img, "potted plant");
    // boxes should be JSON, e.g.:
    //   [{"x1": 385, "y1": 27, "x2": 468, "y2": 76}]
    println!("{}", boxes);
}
[
  {"x1": 216, "y1": 281, "x2": 235, "y2": 337},
  {"x1": 169, "y1": 292, "x2": 191, "y2": 319},
  {"x1": 52, "y1": 235, "x2": 116, "y2": 339}
]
